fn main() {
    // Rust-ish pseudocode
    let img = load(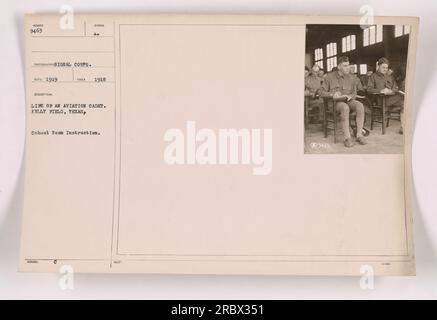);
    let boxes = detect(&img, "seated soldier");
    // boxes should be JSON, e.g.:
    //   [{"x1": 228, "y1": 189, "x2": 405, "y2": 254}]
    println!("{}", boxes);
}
[
  {"x1": 367, "y1": 57, "x2": 404, "y2": 134},
  {"x1": 320, "y1": 56, "x2": 366, "y2": 148},
  {"x1": 318, "y1": 68, "x2": 325, "y2": 79},
  {"x1": 305, "y1": 64, "x2": 324, "y2": 122}
]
